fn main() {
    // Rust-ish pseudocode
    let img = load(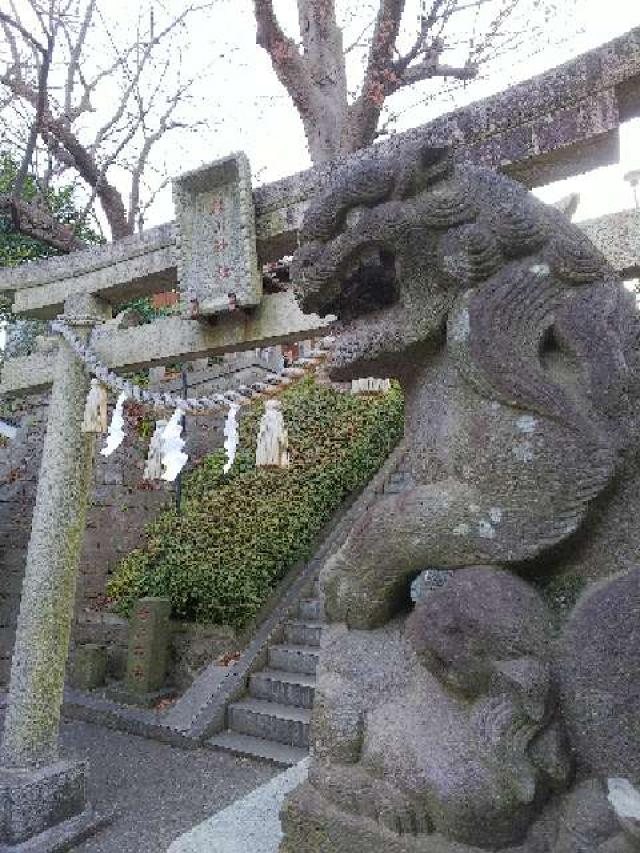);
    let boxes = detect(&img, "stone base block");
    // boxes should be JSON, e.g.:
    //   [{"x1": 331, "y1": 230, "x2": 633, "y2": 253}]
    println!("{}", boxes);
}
[
  {"x1": 104, "y1": 683, "x2": 176, "y2": 709},
  {"x1": 1, "y1": 807, "x2": 108, "y2": 852},
  {"x1": 280, "y1": 782, "x2": 437, "y2": 853},
  {"x1": 0, "y1": 759, "x2": 107, "y2": 850}
]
